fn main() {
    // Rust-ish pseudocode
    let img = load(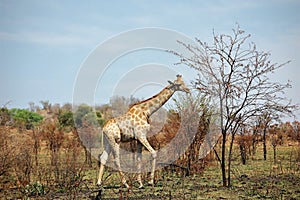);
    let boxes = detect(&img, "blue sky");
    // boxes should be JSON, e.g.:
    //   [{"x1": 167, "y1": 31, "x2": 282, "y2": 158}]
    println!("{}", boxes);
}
[{"x1": 0, "y1": 0, "x2": 299, "y2": 118}]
